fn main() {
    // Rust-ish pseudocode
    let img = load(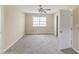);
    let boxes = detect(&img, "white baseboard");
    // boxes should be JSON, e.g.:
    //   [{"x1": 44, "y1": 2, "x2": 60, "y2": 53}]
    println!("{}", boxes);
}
[
  {"x1": 25, "y1": 33, "x2": 54, "y2": 35},
  {"x1": 2, "y1": 34, "x2": 24, "y2": 54},
  {"x1": 72, "y1": 47, "x2": 79, "y2": 54}
]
